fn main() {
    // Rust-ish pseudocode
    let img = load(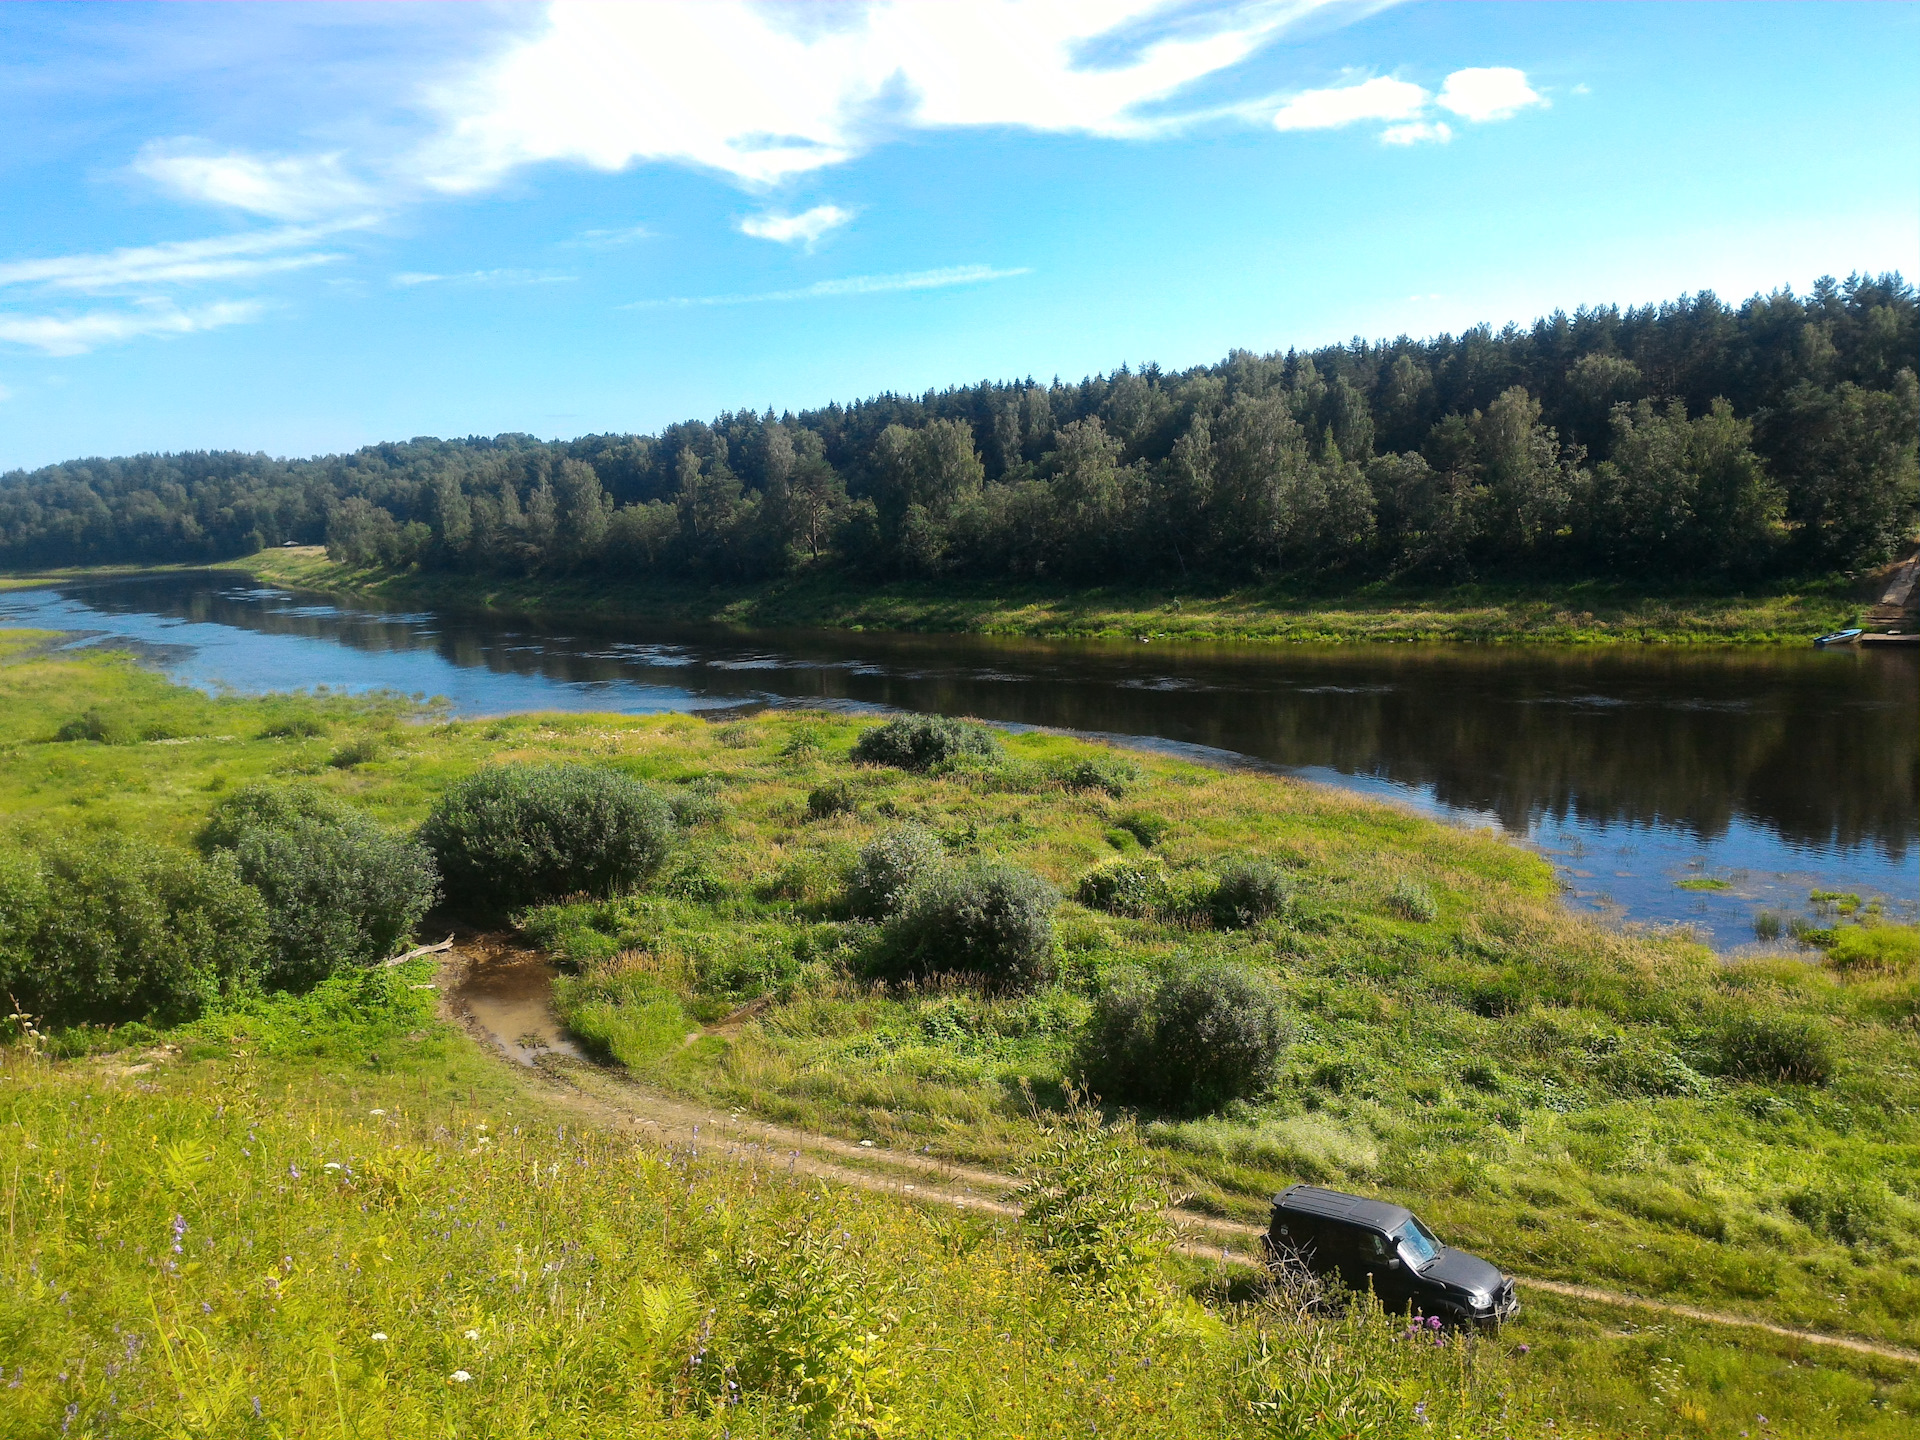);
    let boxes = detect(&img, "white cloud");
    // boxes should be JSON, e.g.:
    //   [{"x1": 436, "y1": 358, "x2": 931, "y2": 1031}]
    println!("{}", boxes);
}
[
  {"x1": 0, "y1": 226, "x2": 349, "y2": 295},
  {"x1": 624, "y1": 263, "x2": 1030, "y2": 309},
  {"x1": 1436, "y1": 67, "x2": 1543, "y2": 123},
  {"x1": 568, "y1": 224, "x2": 654, "y2": 248},
  {"x1": 411, "y1": 0, "x2": 1357, "y2": 192},
  {"x1": 1272, "y1": 64, "x2": 1543, "y2": 143},
  {"x1": 135, "y1": 146, "x2": 381, "y2": 221},
  {"x1": 1272, "y1": 76, "x2": 1427, "y2": 131},
  {"x1": 0, "y1": 383, "x2": 12, "y2": 402},
  {"x1": 739, "y1": 205, "x2": 855, "y2": 247},
  {"x1": 391, "y1": 269, "x2": 576, "y2": 287},
  {"x1": 0, "y1": 301, "x2": 265, "y2": 357}
]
